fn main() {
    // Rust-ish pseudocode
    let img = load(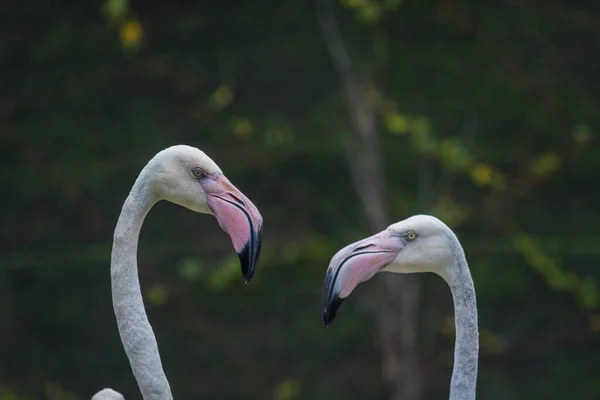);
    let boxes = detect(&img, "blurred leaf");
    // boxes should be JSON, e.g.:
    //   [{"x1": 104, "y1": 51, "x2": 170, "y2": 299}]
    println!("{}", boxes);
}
[
  {"x1": 357, "y1": 3, "x2": 382, "y2": 23},
  {"x1": 231, "y1": 116, "x2": 253, "y2": 140},
  {"x1": 206, "y1": 255, "x2": 240, "y2": 290},
  {"x1": 102, "y1": 0, "x2": 129, "y2": 22},
  {"x1": 177, "y1": 258, "x2": 203, "y2": 281},
  {"x1": 412, "y1": 131, "x2": 436, "y2": 153},
  {"x1": 514, "y1": 235, "x2": 598, "y2": 309},
  {"x1": 580, "y1": 277, "x2": 598, "y2": 309},
  {"x1": 272, "y1": 379, "x2": 301, "y2": 400},
  {"x1": 471, "y1": 163, "x2": 493, "y2": 186},
  {"x1": 210, "y1": 85, "x2": 234, "y2": 110},
  {"x1": 120, "y1": 19, "x2": 143, "y2": 48},
  {"x1": 409, "y1": 116, "x2": 431, "y2": 137},
  {"x1": 529, "y1": 153, "x2": 561, "y2": 176},
  {"x1": 438, "y1": 138, "x2": 470, "y2": 170},
  {"x1": 385, "y1": 112, "x2": 409, "y2": 135},
  {"x1": 146, "y1": 284, "x2": 168, "y2": 306},
  {"x1": 572, "y1": 124, "x2": 592, "y2": 145}
]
